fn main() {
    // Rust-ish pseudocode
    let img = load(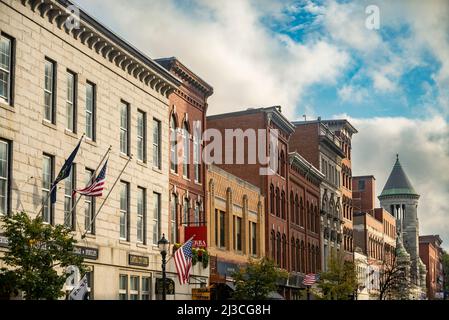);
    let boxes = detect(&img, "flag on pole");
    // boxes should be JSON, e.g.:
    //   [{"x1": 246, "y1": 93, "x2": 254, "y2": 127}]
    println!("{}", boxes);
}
[
  {"x1": 74, "y1": 160, "x2": 108, "y2": 197},
  {"x1": 174, "y1": 238, "x2": 193, "y2": 285},
  {"x1": 303, "y1": 273, "x2": 319, "y2": 286},
  {"x1": 69, "y1": 274, "x2": 89, "y2": 300},
  {"x1": 50, "y1": 137, "x2": 83, "y2": 204}
]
